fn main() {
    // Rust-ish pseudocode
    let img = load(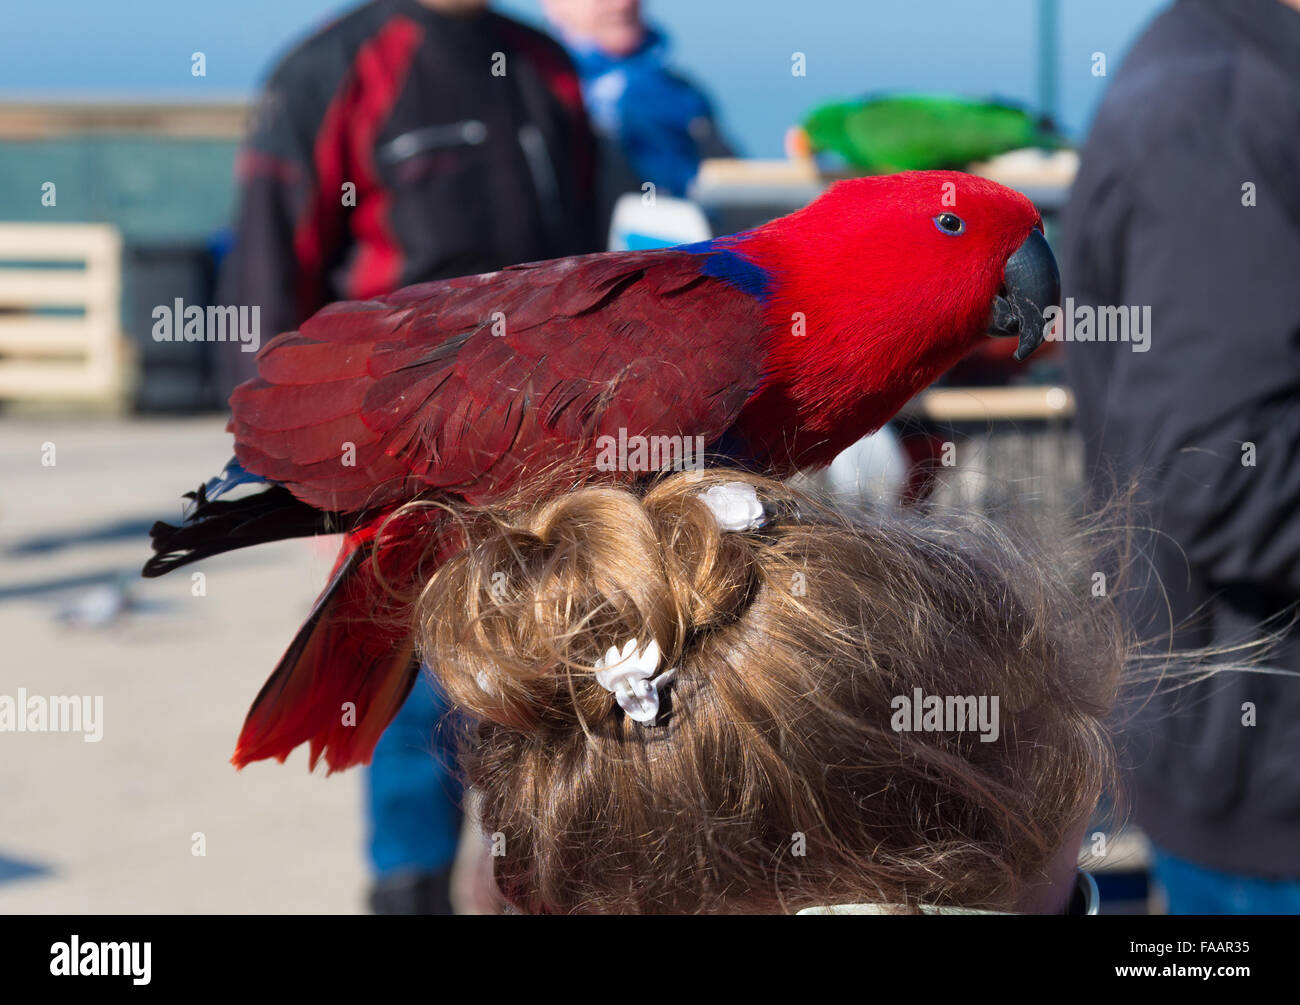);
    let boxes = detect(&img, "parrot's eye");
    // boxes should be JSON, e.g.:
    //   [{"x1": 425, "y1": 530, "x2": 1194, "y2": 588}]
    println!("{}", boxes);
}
[{"x1": 933, "y1": 213, "x2": 966, "y2": 236}]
